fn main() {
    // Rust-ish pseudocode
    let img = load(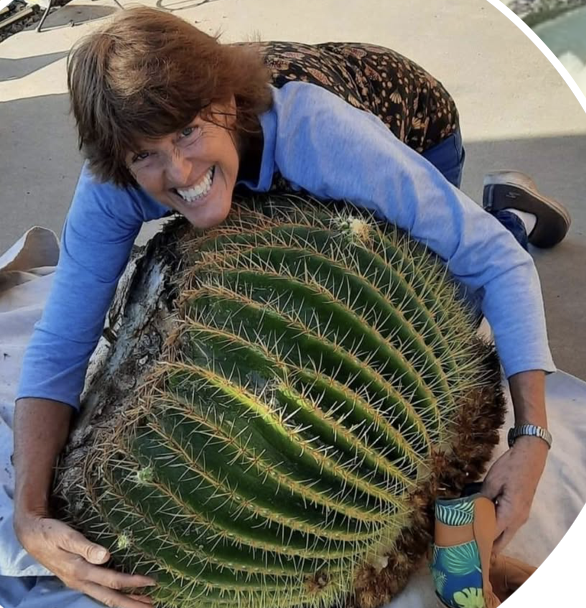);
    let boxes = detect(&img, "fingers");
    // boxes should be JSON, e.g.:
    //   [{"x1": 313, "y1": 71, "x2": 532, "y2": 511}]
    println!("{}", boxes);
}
[
  {"x1": 128, "y1": 595, "x2": 155, "y2": 605},
  {"x1": 57, "y1": 543, "x2": 156, "y2": 603},
  {"x1": 493, "y1": 500, "x2": 509, "y2": 539},
  {"x1": 493, "y1": 499, "x2": 527, "y2": 554},
  {"x1": 480, "y1": 475, "x2": 502, "y2": 502},
  {"x1": 56, "y1": 522, "x2": 110, "y2": 565},
  {"x1": 62, "y1": 560, "x2": 157, "y2": 608},
  {"x1": 493, "y1": 527, "x2": 513, "y2": 555},
  {"x1": 493, "y1": 514, "x2": 528, "y2": 554},
  {"x1": 18, "y1": 515, "x2": 157, "y2": 608},
  {"x1": 85, "y1": 564, "x2": 157, "y2": 591},
  {"x1": 82, "y1": 582, "x2": 155, "y2": 608}
]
